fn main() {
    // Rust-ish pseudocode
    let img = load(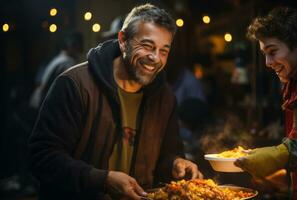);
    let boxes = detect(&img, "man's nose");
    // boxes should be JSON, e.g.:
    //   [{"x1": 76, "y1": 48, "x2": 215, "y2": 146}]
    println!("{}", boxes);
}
[
  {"x1": 265, "y1": 56, "x2": 274, "y2": 68},
  {"x1": 148, "y1": 51, "x2": 160, "y2": 63}
]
